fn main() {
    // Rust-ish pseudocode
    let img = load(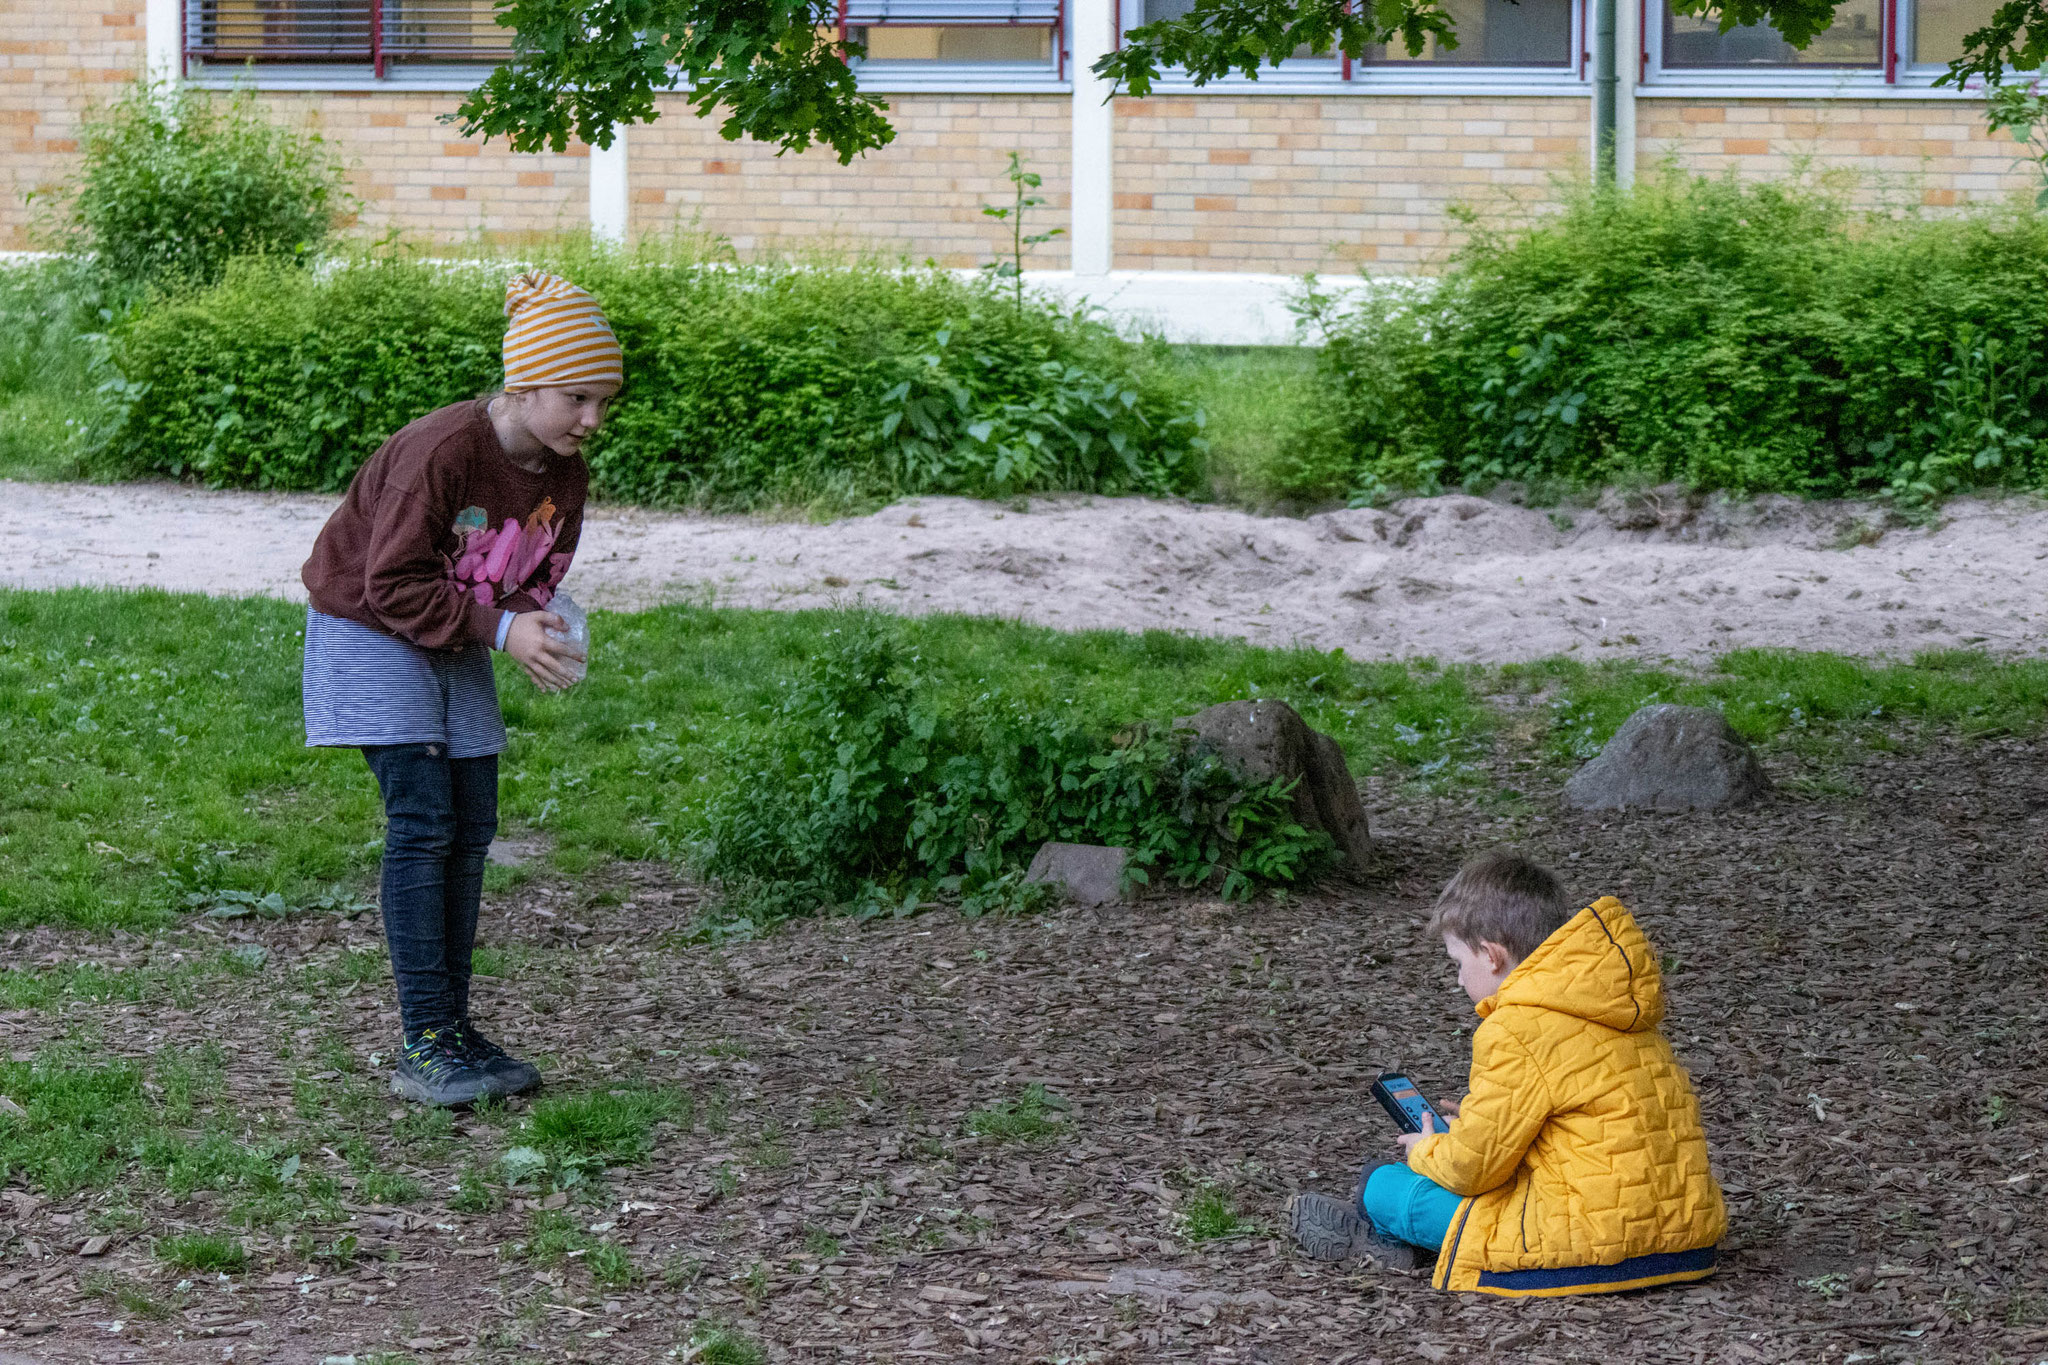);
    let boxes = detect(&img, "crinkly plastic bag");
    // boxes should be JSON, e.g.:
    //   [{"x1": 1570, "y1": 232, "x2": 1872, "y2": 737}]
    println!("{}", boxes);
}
[{"x1": 545, "y1": 592, "x2": 589, "y2": 685}]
